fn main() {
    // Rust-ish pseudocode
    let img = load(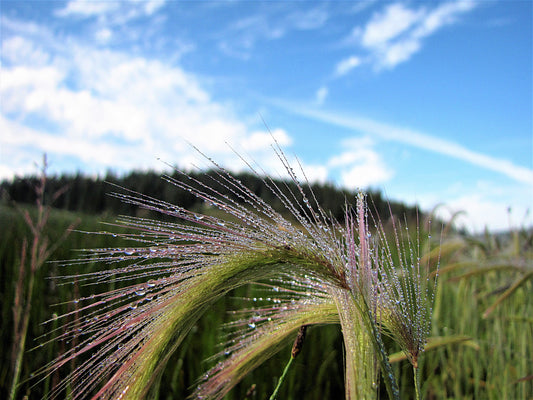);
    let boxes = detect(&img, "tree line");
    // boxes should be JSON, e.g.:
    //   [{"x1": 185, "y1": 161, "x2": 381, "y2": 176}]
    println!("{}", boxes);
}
[{"x1": 0, "y1": 169, "x2": 421, "y2": 223}]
